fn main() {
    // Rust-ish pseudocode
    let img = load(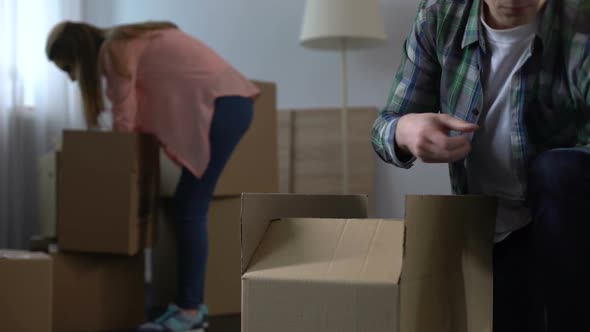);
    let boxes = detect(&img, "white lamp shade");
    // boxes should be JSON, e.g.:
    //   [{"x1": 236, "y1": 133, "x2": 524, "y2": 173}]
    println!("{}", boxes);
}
[{"x1": 300, "y1": 0, "x2": 387, "y2": 50}]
